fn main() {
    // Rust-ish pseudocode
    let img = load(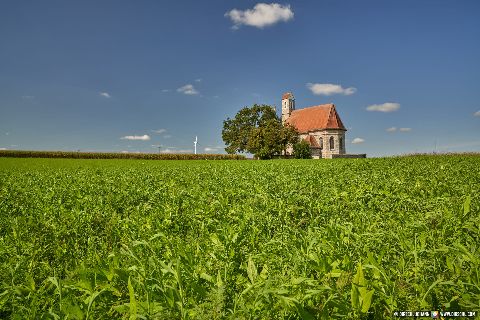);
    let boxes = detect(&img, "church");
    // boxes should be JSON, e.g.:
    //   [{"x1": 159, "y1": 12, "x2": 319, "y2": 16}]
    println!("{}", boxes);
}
[{"x1": 281, "y1": 92, "x2": 365, "y2": 159}]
